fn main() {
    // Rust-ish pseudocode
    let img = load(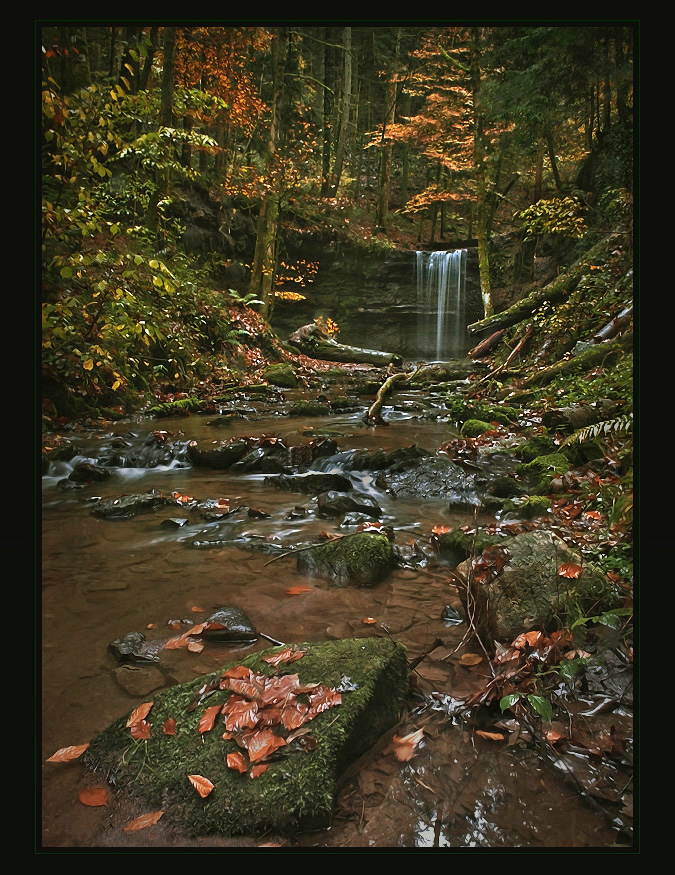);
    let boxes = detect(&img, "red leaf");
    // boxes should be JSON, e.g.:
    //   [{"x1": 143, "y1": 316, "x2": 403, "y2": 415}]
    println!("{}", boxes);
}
[
  {"x1": 475, "y1": 730, "x2": 505, "y2": 742},
  {"x1": 46, "y1": 743, "x2": 90, "y2": 763},
  {"x1": 78, "y1": 787, "x2": 109, "y2": 807},
  {"x1": 163, "y1": 718, "x2": 177, "y2": 736},
  {"x1": 558, "y1": 562, "x2": 583, "y2": 579},
  {"x1": 126, "y1": 701, "x2": 153, "y2": 727},
  {"x1": 198, "y1": 705, "x2": 223, "y2": 734},
  {"x1": 188, "y1": 774, "x2": 215, "y2": 797},
  {"x1": 124, "y1": 811, "x2": 164, "y2": 831},
  {"x1": 129, "y1": 719, "x2": 151, "y2": 740}
]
